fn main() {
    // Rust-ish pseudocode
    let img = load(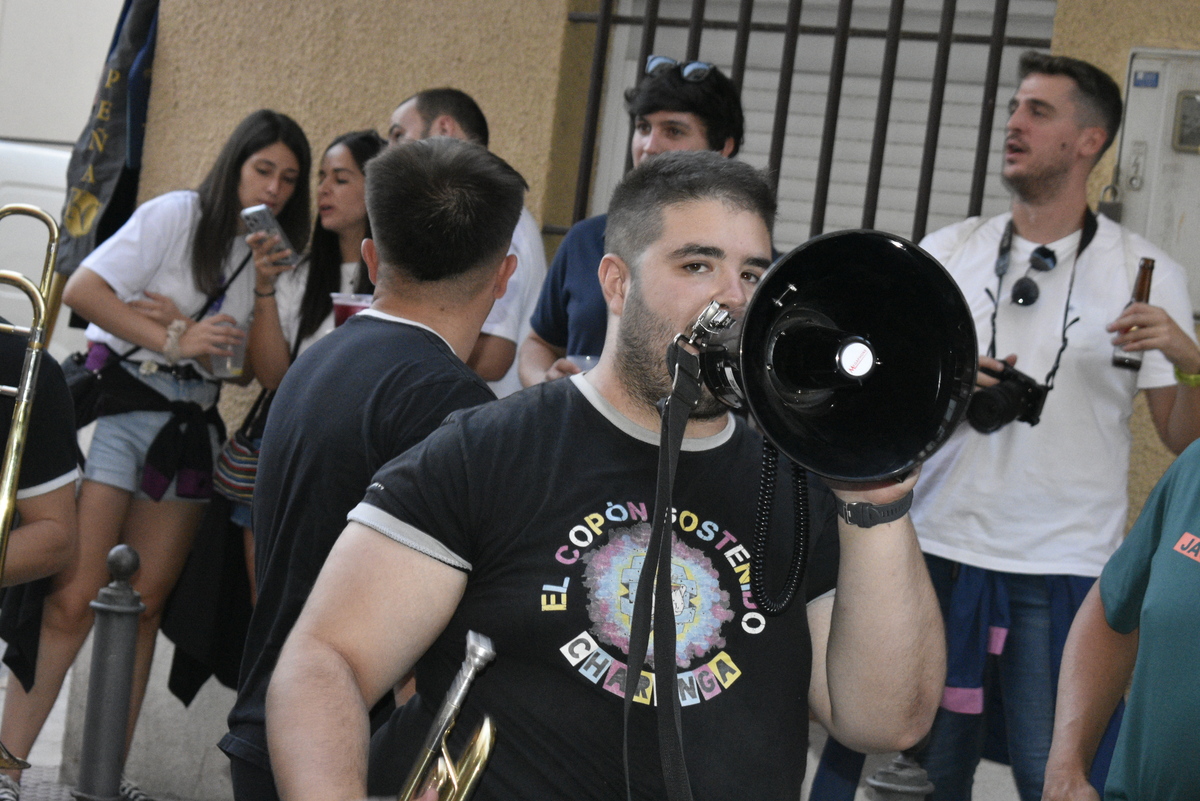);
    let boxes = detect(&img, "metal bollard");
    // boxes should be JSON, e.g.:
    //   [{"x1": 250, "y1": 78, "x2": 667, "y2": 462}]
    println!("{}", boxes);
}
[
  {"x1": 865, "y1": 749, "x2": 935, "y2": 801},
  {"x1": 72, "y1": 545, "x2": 145, "y2": 801}
]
